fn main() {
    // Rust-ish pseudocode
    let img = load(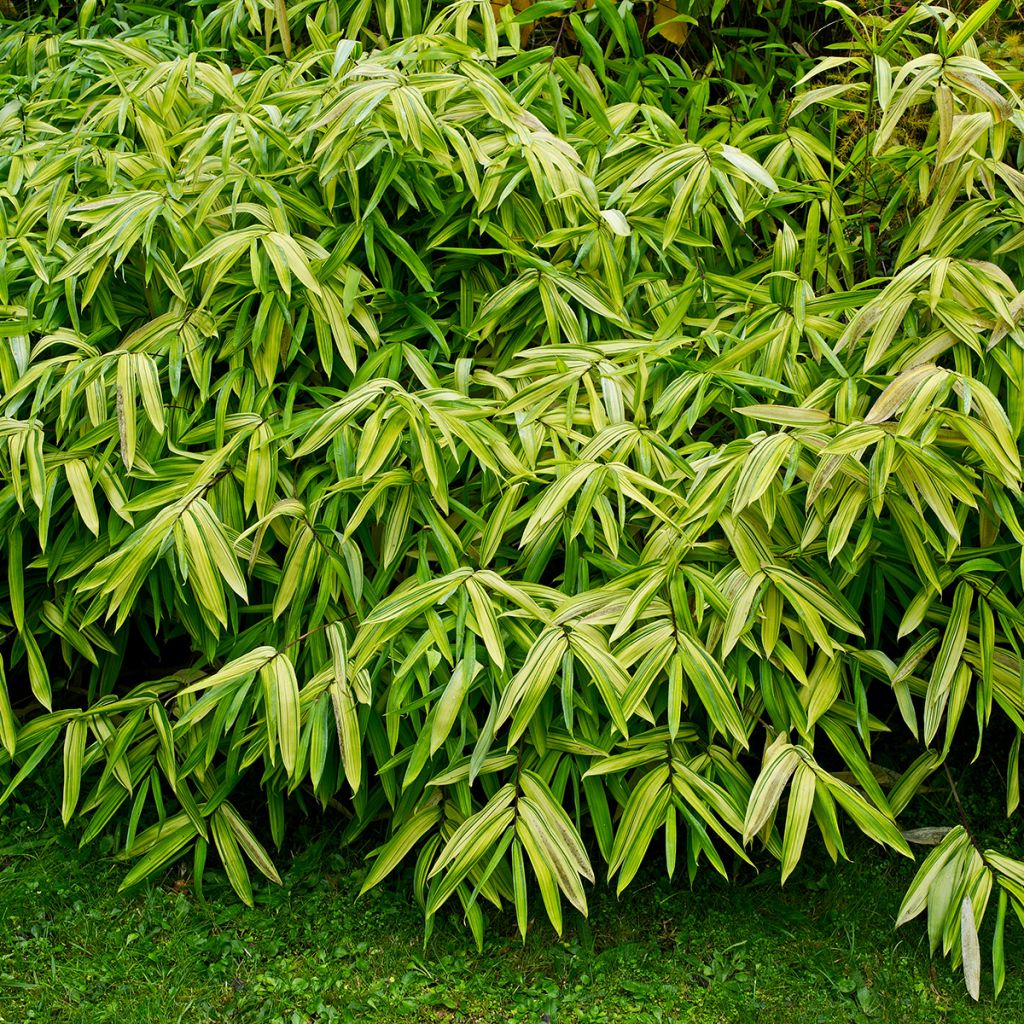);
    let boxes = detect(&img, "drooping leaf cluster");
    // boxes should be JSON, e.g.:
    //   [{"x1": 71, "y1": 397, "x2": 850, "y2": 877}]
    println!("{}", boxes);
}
[{"x1": 2, "y1": 0, "x2": 1024, "y2": 996}]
